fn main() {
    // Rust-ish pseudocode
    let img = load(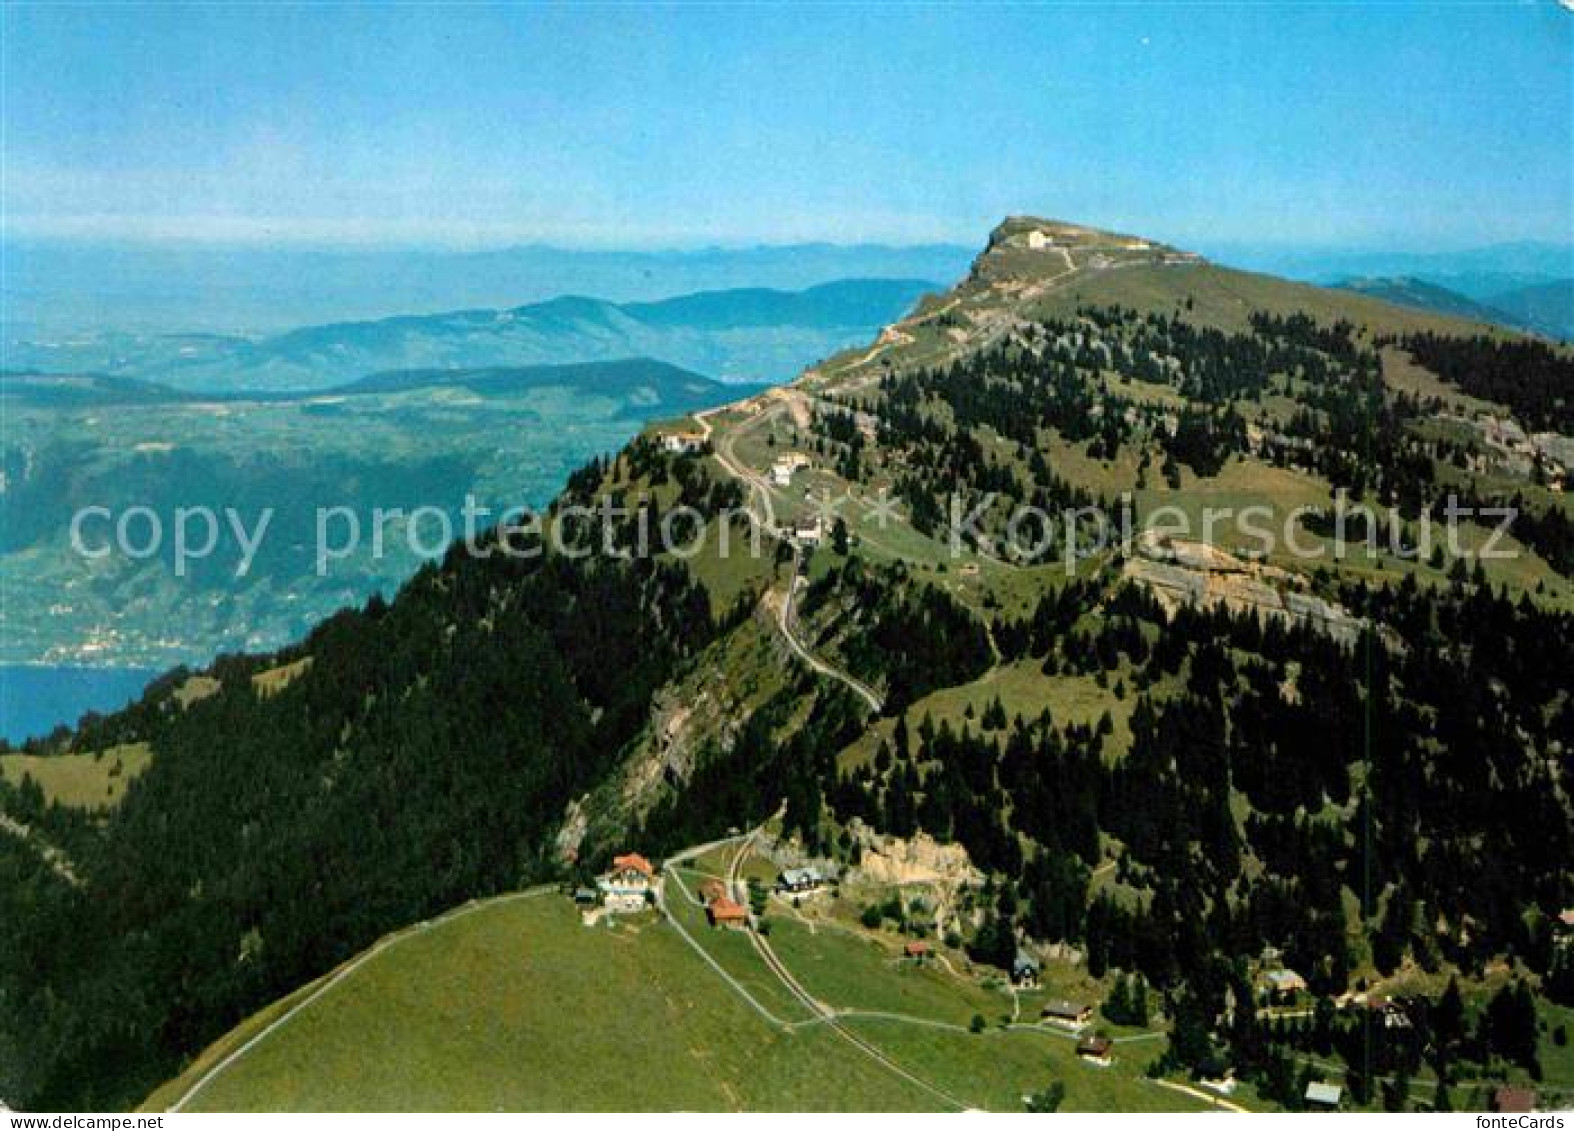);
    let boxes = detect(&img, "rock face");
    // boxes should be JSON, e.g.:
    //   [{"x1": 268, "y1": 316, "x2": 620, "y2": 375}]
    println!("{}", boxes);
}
[
  {"x1": 845, "y1": 819, "x2": 983, "y2": 936},
  {"x1": 553, "y1": 797, "x2": 589, "y2": 865},
  {"x1": 554, "y1": 683, "x2": 717, "y2": 866},
  {"x1": 554, "y1": 611, "x2": 786, "y2": 868},
  {"x1": 1123, "y1": 533, "x2": 1369, "y2": 645},
  {"x1": 853, "y1": 823, "x2": 982, "y2": 888}
]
